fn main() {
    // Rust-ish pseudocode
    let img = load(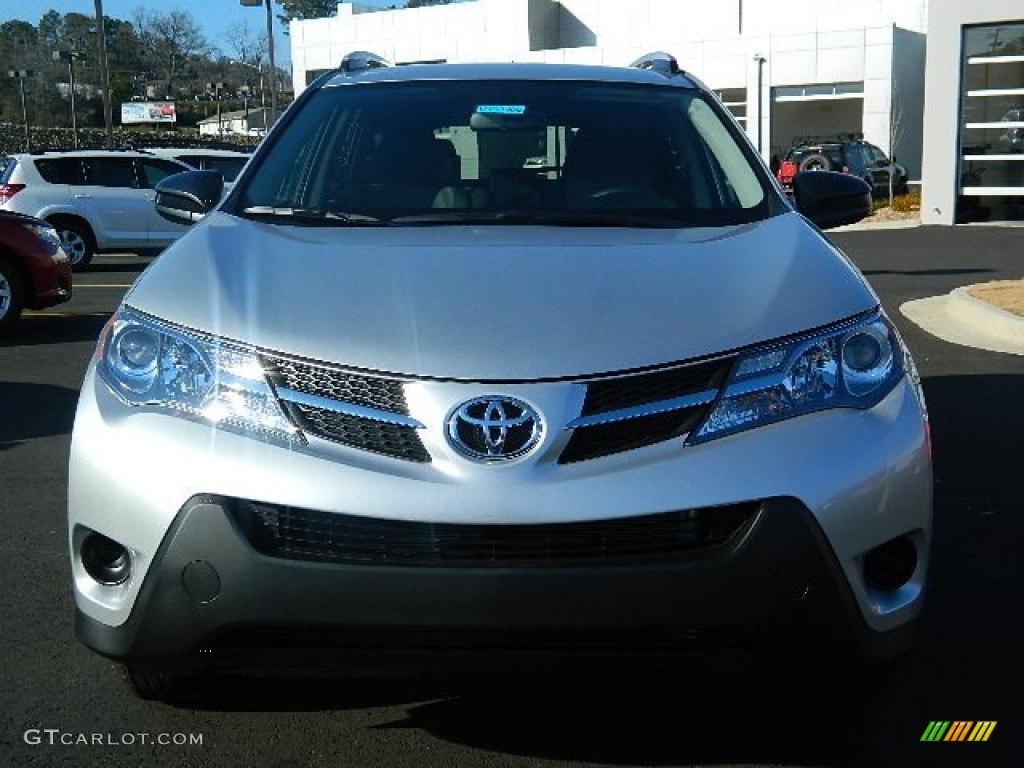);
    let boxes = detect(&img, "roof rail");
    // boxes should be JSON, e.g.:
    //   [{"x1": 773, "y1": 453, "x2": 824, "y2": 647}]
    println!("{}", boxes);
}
[
  {"x1": 629, "y1": 51, "x2": 683, "y2": 78},
  {"x1": 339, "y1": 51, "x2": 391, "y2": 75}
]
